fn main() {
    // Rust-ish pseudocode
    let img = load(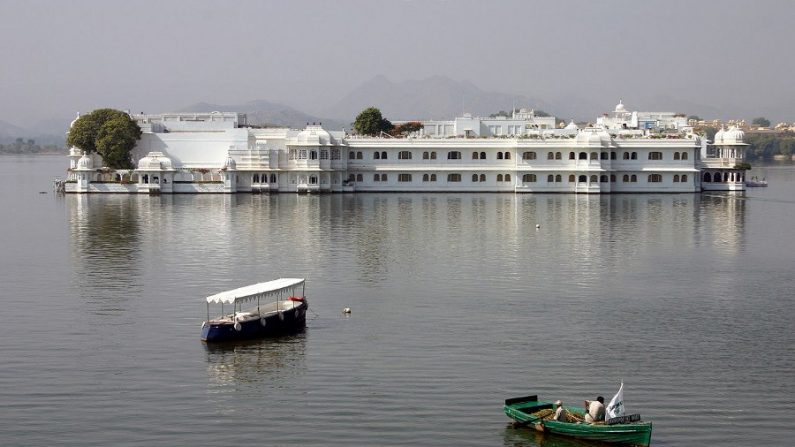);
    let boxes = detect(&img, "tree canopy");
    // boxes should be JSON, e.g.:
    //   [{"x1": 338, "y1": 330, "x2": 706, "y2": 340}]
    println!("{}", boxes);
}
[
  {"x1": 67, "y1": 108, "x2": 141, "y2": 169},
  {"x1": 390, "y1": 121, "x2": 423, "y2": 136},
  {"x1": 752, "y1": 117, "x2": 771, "y2": 128},
  {"x1": 353, "y1": 107, "x2": 393, "y2": 136}
]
